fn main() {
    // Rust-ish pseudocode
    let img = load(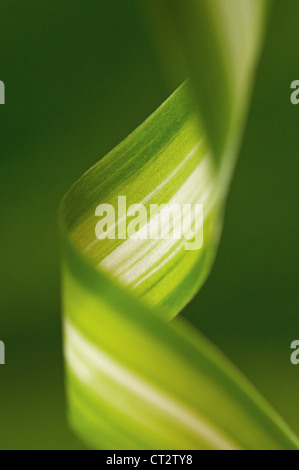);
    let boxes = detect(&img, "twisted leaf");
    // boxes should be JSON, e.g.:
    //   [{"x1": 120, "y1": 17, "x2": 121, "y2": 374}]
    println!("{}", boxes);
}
[{"x1": 60, "y1": 0, "x2": 299, "y2": 450}]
